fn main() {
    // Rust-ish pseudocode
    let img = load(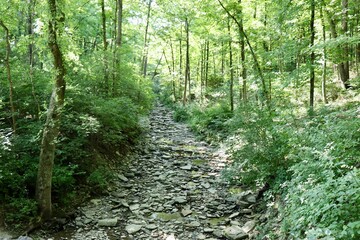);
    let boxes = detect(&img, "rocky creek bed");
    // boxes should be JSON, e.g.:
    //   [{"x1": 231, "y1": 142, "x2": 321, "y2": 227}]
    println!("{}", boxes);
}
[{"x1": 6, "y1": 104, "x2": 266, "y2": 240}]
